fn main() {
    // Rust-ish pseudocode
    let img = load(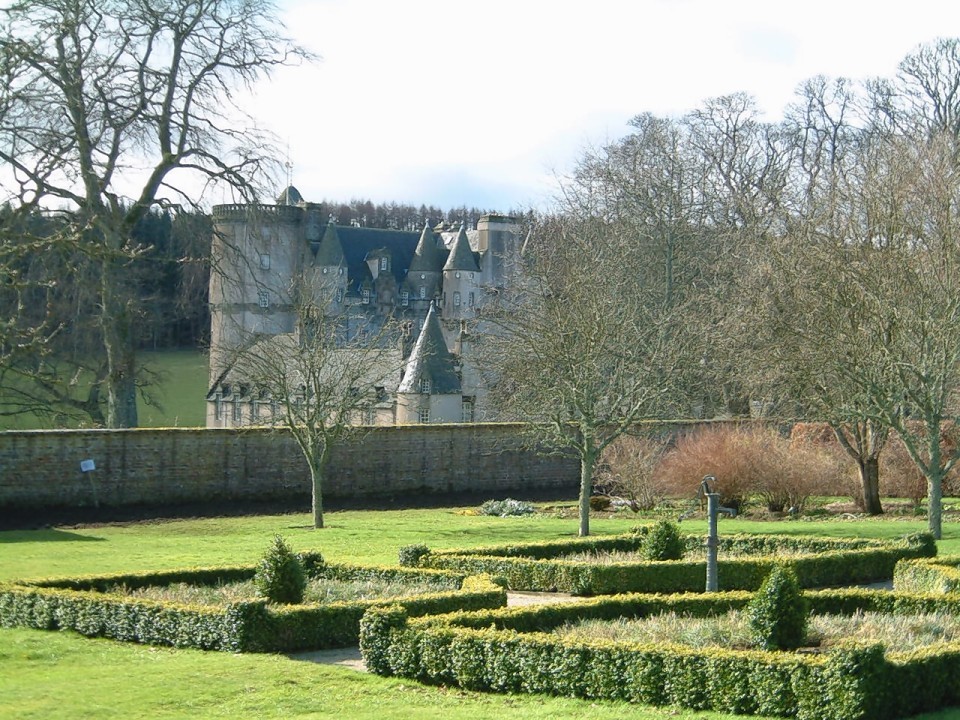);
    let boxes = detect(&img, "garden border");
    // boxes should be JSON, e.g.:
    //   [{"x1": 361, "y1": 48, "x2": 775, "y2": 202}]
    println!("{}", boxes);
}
[{"x1": 0, "y1": 554, "x2": 506, "y2": 652}]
